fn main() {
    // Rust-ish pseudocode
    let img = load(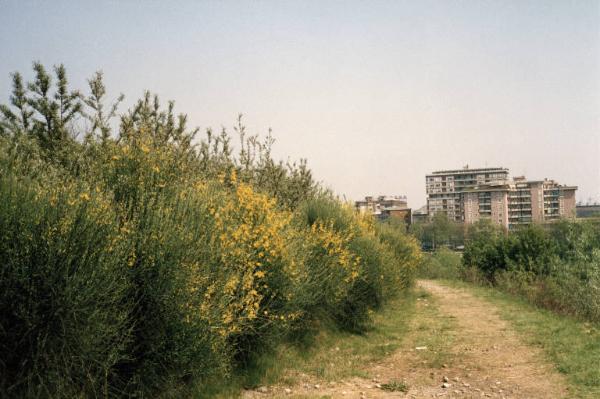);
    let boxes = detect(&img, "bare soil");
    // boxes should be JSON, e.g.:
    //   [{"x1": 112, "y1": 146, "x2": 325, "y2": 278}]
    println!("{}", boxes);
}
[{"x1": 243, "y1": 280, "x2": 569, "y2": 399}]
